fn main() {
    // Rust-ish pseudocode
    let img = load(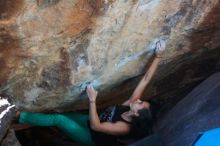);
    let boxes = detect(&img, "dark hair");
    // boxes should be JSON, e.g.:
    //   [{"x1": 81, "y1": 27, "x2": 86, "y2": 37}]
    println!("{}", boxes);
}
[{"x1": 130, "y1": 107, "x2": 153, "y2": 140}]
